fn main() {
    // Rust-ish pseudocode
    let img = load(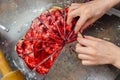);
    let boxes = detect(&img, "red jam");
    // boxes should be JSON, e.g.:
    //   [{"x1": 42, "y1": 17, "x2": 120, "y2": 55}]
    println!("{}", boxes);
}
[{"x1": 16, "y1": 7, "x2": 78, "y2": 74}]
